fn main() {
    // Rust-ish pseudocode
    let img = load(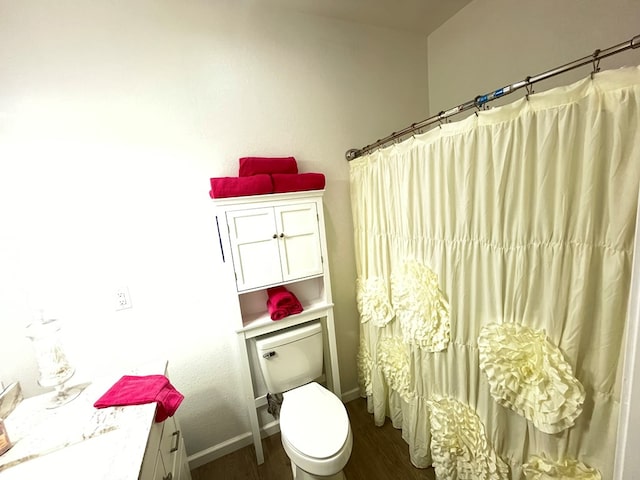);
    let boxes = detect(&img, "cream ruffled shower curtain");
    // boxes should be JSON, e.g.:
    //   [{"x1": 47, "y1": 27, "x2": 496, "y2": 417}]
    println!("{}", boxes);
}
[{"x1": 350, "y1": 66, "x2": 640, "y2": 480}]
